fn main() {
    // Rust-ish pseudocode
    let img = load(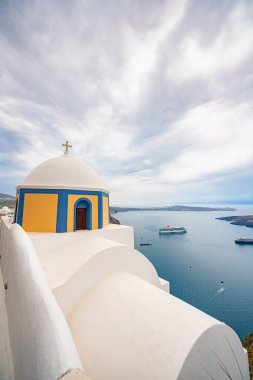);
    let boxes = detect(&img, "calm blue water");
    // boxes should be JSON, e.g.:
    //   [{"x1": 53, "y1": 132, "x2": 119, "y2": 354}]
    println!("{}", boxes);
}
[{"x1": 115, "y1": 205, "x2": 253, "y2": 341}]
